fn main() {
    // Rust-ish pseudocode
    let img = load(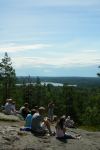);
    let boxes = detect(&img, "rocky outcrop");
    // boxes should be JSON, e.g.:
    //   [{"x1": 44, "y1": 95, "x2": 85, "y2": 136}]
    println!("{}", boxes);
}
[
  {"x1": 0, "y1": 118, "x2": 100, "y2": 150},
  {"x1": 0, "y1": 113, "x2": 20, "y2": 122}
]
